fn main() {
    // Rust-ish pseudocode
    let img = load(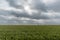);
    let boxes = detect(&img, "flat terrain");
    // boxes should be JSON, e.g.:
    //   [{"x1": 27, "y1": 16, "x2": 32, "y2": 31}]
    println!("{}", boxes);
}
[{"x1": 0, "y1": 25, "x2": 60, "y2": 40}]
